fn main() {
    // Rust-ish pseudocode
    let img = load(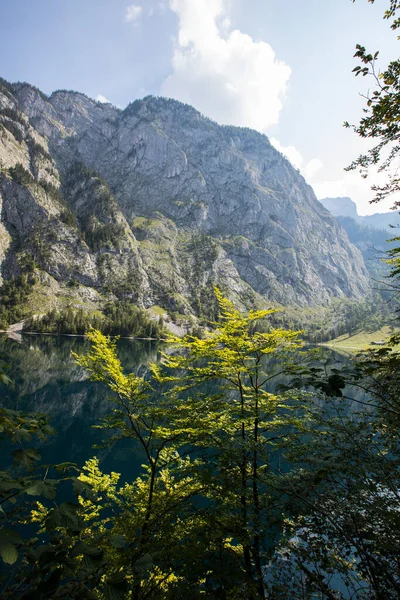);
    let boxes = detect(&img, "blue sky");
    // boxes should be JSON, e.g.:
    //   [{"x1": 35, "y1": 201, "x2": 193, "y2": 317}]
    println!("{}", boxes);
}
[{"x1": 1, "y1": 0, "x2": 398, "y2": 214}]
